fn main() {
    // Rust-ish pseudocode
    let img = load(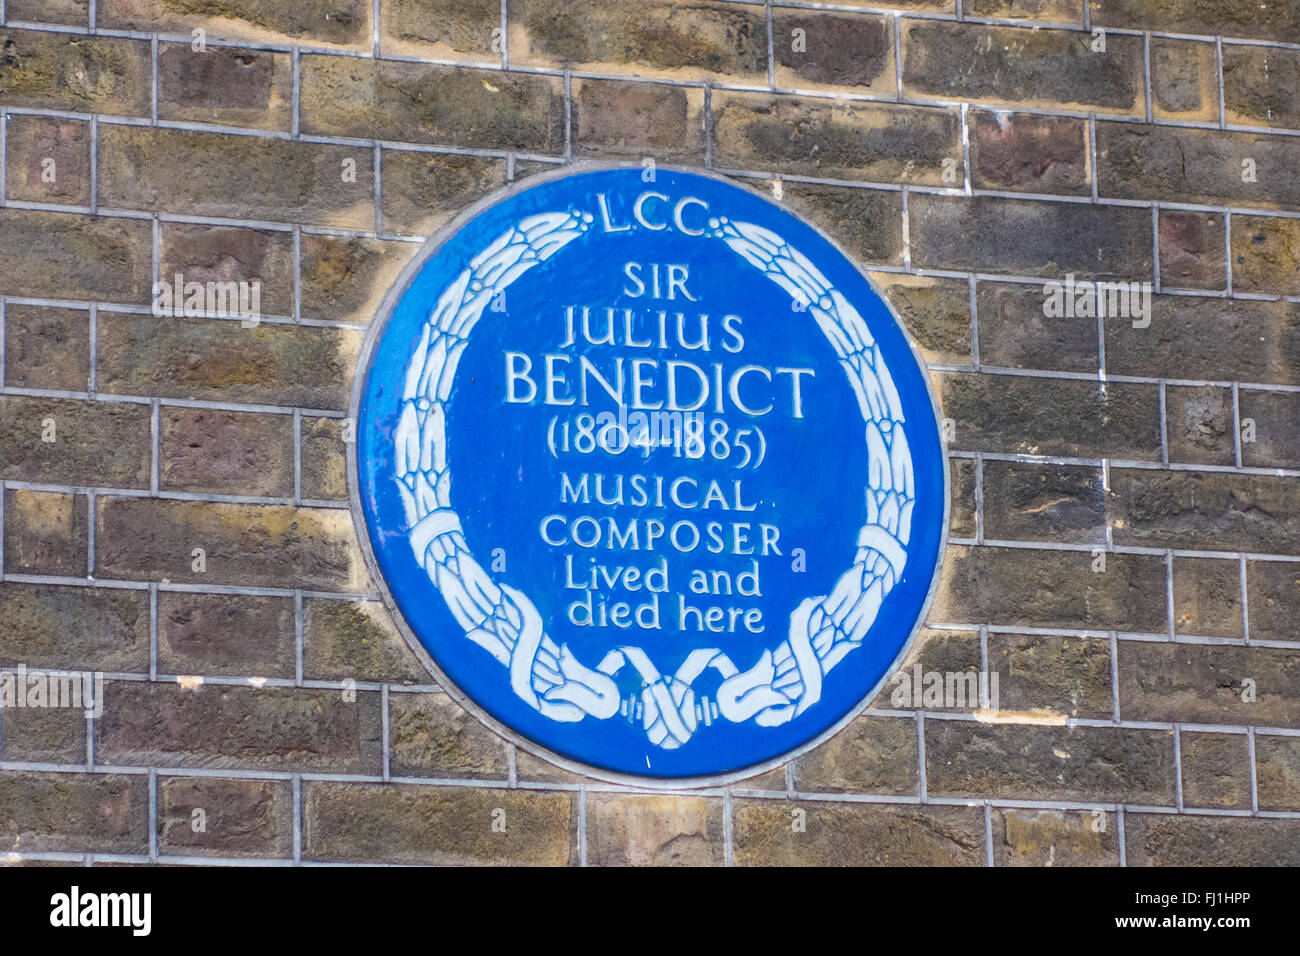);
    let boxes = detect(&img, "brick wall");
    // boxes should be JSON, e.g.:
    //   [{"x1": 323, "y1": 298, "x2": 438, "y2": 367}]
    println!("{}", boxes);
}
[{"x1": 1, "y1": 0, "x2": 1298, "y2": 866}]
